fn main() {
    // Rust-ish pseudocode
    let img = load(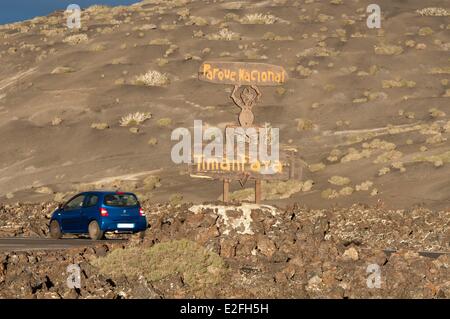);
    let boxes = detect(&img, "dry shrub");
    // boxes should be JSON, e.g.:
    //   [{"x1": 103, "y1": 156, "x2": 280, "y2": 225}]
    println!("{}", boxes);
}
[
  {"x1": 63, "y1": 34, "x2": 88, "y2": 45},
  {"x1": 119, "y1": 112, "x2": 152, "y2": 126},
  {"x1": 134, "y1": 70, "x2": 170, "y2": 86},
  {"x1": 51, "y1": 66, "x2": 75, "y2": 74},
  {"x1": 416, "y1": 8, "x2": 450, "y2": 17},
  {"x1": 91, "y1": 123, "x2": 109, "y2": 130},
  {"x1": 373, "y1": 150, "x2": 403, "y2": 164},
  {"x1": 309, "y1": 162, "x2": 325, "y2": 172},
  {"x1": 382, "y1": 79, "x2": 416, "y2": 88},
  {"x1": 206, "y1": 28, "x2": 241, "y2": 41},
  {"x1": 374, "y1": 44, "x2": 403, "y2": 55},
  {"x1": 92, "y1": 240, "x2": 227, "y2": 289},
  {"x1": 355, "y1": 181, "x2": 374, "y2": 191},
  {"x1": 228, "y1": 180, "x2": 313, "y2": 201},
  {"x1": 240, "y1": 13, "x2": 277, "y2": 24},
  {"x1": 328, "y1": 176, "x2": 350, "y2": 186},
  {"x1": 149, "y1": 38, "x2": 171, "y2": 45},
  {"x1": 414, "y1": 151, "x2": 450, "y2": 167},
  {"x1": 157, "y1": 118, "x2": 172, "y2": 127},
  {"x1": 341, "y1": 148, "x2": 372, "y2": 163},
  {"x1": 296, "y1": 118, "x2": 315, "y2": 131}
]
